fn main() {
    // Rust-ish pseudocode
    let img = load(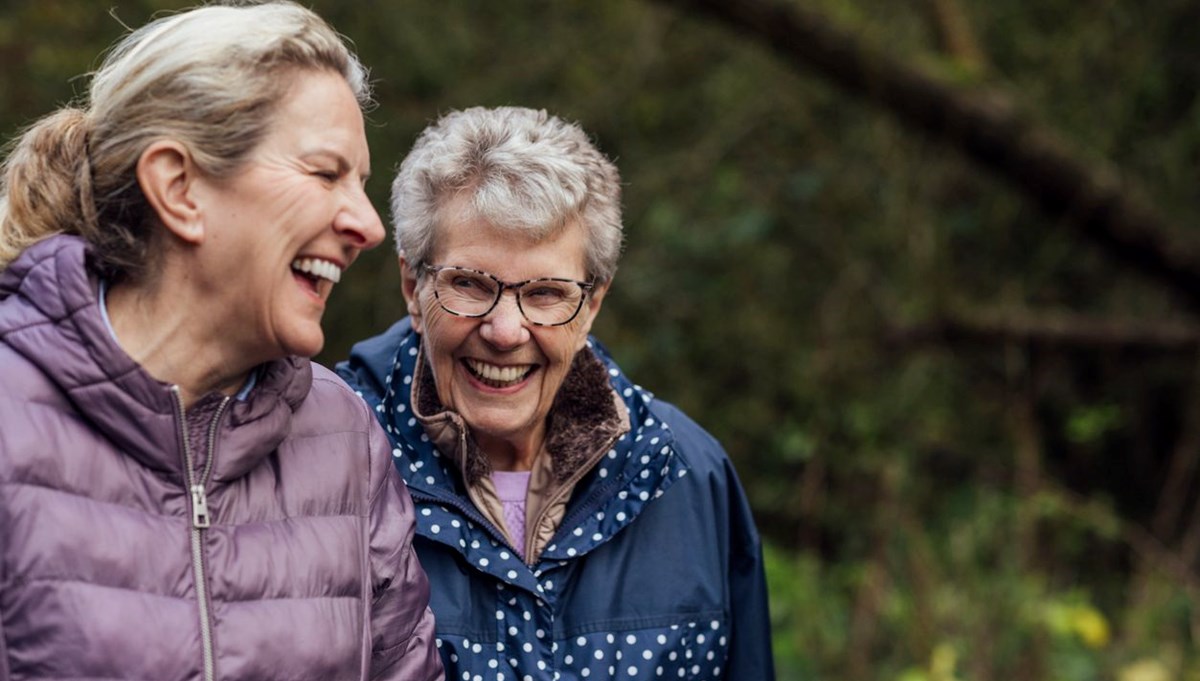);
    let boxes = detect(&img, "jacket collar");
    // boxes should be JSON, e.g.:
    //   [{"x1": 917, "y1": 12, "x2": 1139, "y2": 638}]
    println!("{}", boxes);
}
[
  {"x1": 0, "y1": 235, "x2": 310, "y2": 479},
  {"x1": 358, "y1": 320, "x2": 691, "y2": 572},
  {"x1": 409, "y1": 345, "x2": 628, "y2": 487}
]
